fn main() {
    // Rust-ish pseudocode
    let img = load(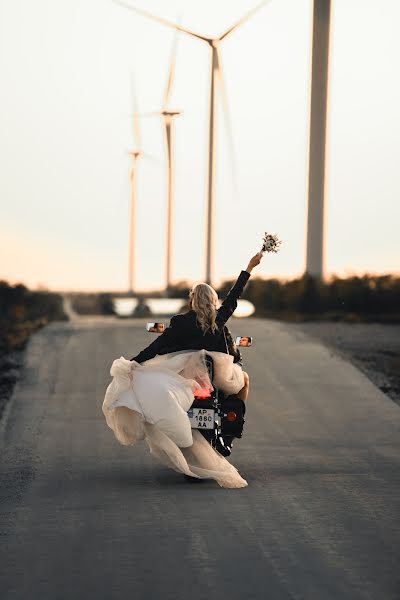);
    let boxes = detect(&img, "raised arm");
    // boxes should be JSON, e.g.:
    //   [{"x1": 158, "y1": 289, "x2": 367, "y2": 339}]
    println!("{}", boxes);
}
[{"x1": 217, "y1": 252, "x2": 263, "y2": 326}]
